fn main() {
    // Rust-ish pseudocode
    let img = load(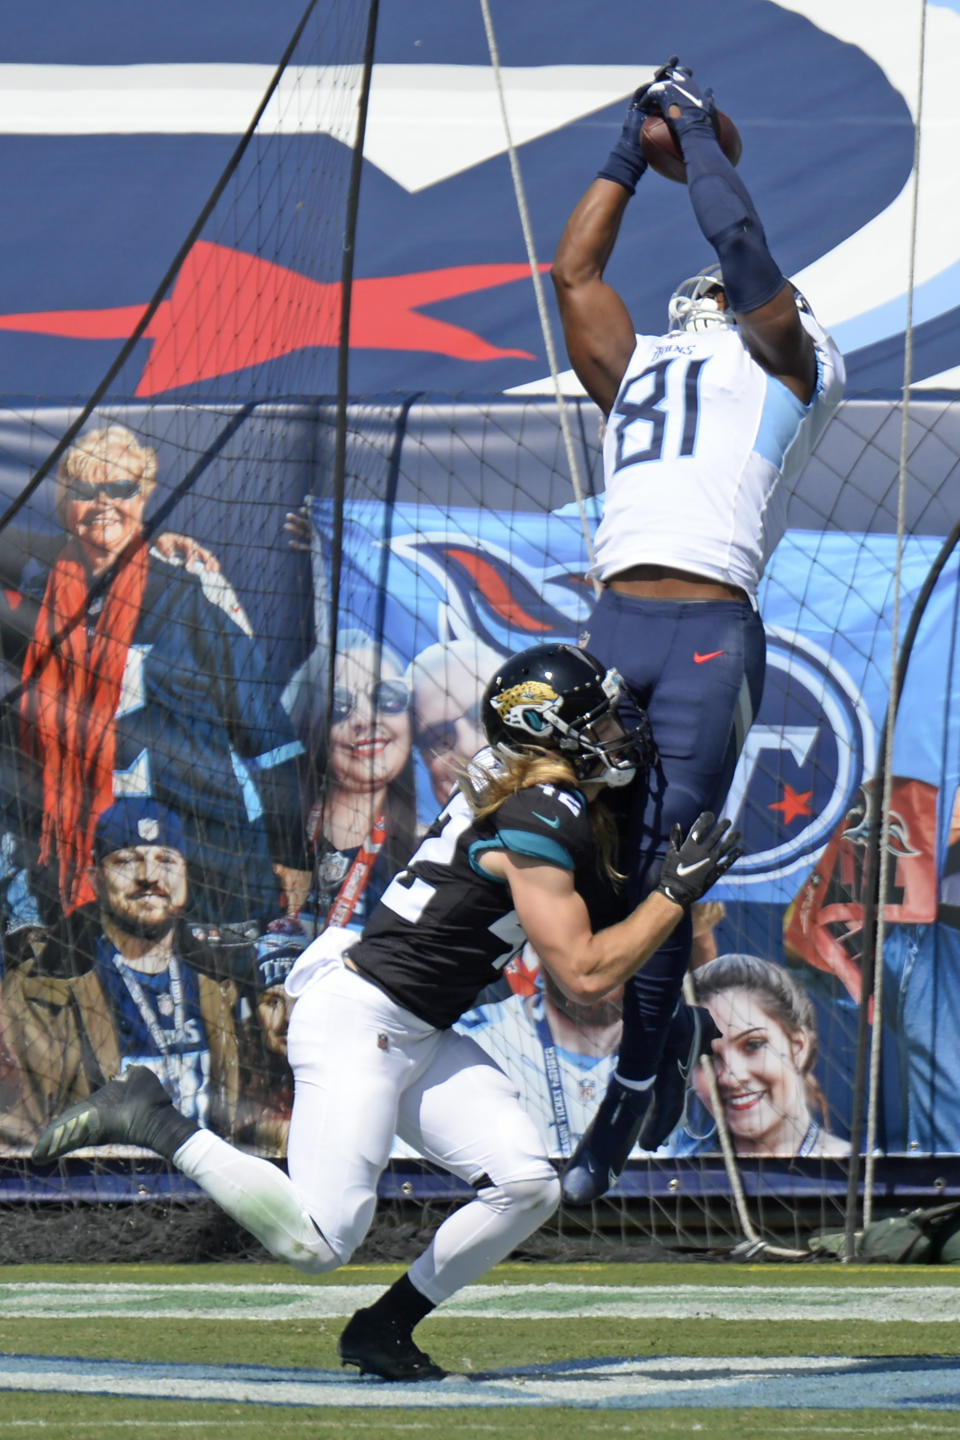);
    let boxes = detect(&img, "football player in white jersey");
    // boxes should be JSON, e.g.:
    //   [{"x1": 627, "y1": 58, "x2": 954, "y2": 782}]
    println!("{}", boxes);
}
[
  {"x1": 550, "y1": 61, "x2": 845, "y2": 1203},
  {"x1": 31, "y1": 642, "x2": 739, "y2": 1382}
]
